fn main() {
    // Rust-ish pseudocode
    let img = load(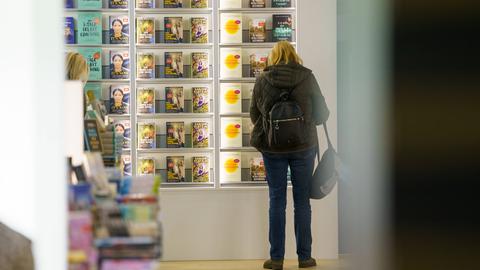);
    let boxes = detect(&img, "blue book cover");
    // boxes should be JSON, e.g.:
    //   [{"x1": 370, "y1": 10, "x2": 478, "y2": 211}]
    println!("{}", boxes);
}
[
  {"x1": 109, "y1": 85, "x2": 130, "y2": 114},
  {"x1": 109, "y1": 15, "x2": 129, "y2": 44},
  {"x1": 78, "y1": 47, "x2": 102, "y2": 80},
  {"x1": 84, "y1": 83, "x2": 102, "y2": 101},
  {"x1": 65, "y1": 0, "x2": 74, "y2": 8},
  {"x1": 78, "y1": 12, "x2": 103, "y2": 44},
  {"x1": 65, "y1": 17, "x2": 75, "y2": 44},
  {"x1": 78, "y1": 0, "x2": 102, "y2": 9},
  {"x1": 110, "y1": 50, "x2": 130, "y2": 79},
  {"x1": 109, "y1": 0, "x2": 128, "y2": 8}
]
